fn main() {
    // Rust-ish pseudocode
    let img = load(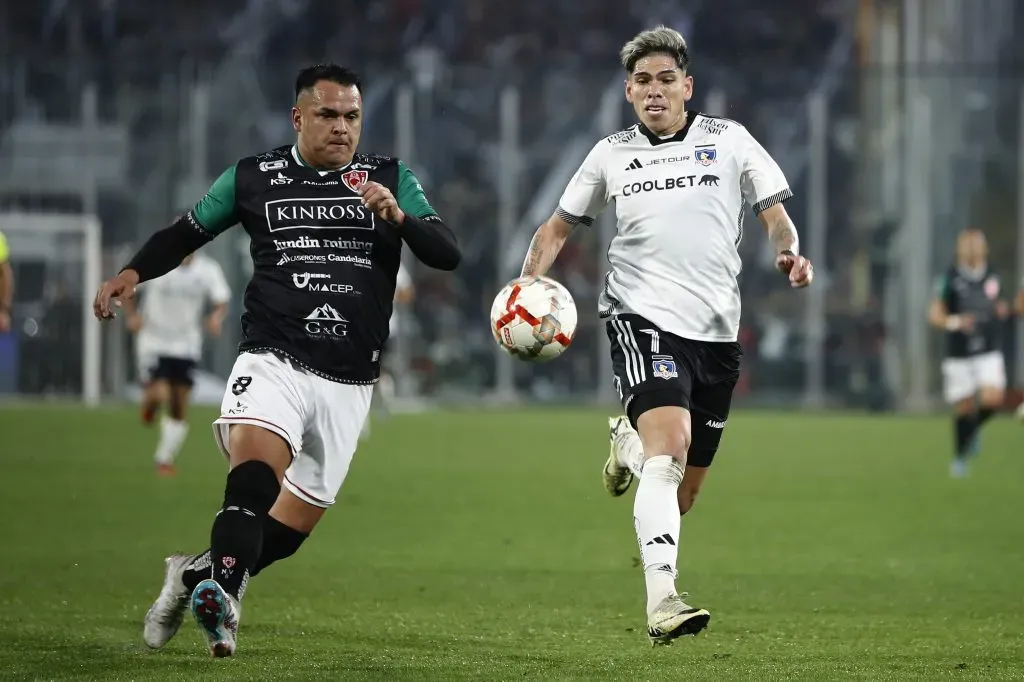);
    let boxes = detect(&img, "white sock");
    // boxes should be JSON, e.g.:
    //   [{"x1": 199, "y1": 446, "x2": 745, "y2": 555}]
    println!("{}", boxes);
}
[
  {"x1": 633, "y1": 455, "x2": 684, "y2": 615},
  {"x1": 154, "y1": 416, "x2": 189, "y2": 465},
  {"x1": 614, "y1": 429, "x2": 646, "y2": 479}
]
